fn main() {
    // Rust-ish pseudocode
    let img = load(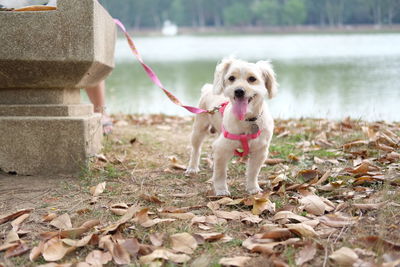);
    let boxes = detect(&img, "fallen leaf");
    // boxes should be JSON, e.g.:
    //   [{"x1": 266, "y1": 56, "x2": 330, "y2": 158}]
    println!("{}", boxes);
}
[
  {"x1": 6, "y1": 229, "x2": 20, "y2": 243},
  {"x1": 265, "y1": 158, "x2": 286, "y2": 165},
  {"x1": 299, "y1": 195, "x2": 326, "y2": 216},
  {"x1": 0, "y1": 209, "x2": 33, "y2": 225},
  {"x1": 319, "y1": 213, "x2": 357, "y2": 228},
  {"x1": 42, "y1": 213, "x2": 58, "y2": 222},
  {"x1": 4, "y1": 241, "x2": 29, "y2": 258},
  {"x1": 352, "y1": 201, "x2": 388, "y2": 211},
  {"x1": 139, "y1": 248, "x2": 191, "y2": 264},
  {"x1": 160, "y1": 212, "x2": 195, "y2": 220},
  {"x1": 11, "y1": 213, "x2": 29, "y2": 231},
  {"x1": 110, "y1": 203, "x2": 129, "y2": 216},
  {"x1": 42, "y1": 237, "x2": 74, "y2": 262},
  {"x1": 170, "y1": 233, "x2": 198, "y2": 254},
  {"x1": 260, "y1": 228, "x2": 294, "y2": 240},
  {"x1": 50, "y1": 213, "x2": 72, "y2": 230},
  {"x1": 219, "y1": 256, "x2": 251, "y2": 267},
  {"x1": 329, "y1": 247, "x2": 359, "y2": 266},
  {"x1": 214, "y1": 210, "x2": 243, "y2": 220},
  {"x1": 121, "y1": 238, "x2": 140, "y2": 257},
  {"x1": 272, "y1": 211, "x2": 309, "y2": 223},
  {"x1": 30, "y1": 241, "x2": 45, "y2": 262},
  {"x1": 62, "y1": 234, "x2": 96, "y2": 247},
  {"x1": 90, "y1": 182, "x2": 106, "y2": 197},
  {"x1": 112, "y1": 243, "x2": 131, "y2": 265},
  {"x1": 140, "y1": 194, "x2": 165, "y2": 204},
  {"x1": 149, "y1": 233, "x2": 166, "y2": 247},
  {"x1": 295, "y1": 242, "x2": 316, "y2": 265},
  {"x1": 85, "y1": 250, "x2": 112, "y2": 266},
  {"x1": 194, "y1": 232, "x2": 227, "y2": 242},
  {"x1": 359, "y1": 236, "x2": 400, "y2": 251},
  {"x1": 286, "y1": 223, "x2": 318, "y2": 238}
]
